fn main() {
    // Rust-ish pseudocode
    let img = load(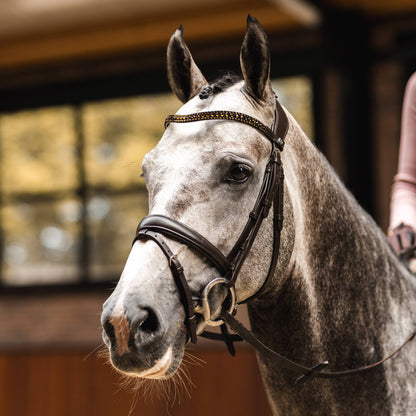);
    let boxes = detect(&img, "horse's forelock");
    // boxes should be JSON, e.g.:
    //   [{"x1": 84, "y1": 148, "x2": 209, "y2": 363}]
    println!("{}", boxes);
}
[{"x1": 198, "y1": 72, "x2": 242, "y2": 100}]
